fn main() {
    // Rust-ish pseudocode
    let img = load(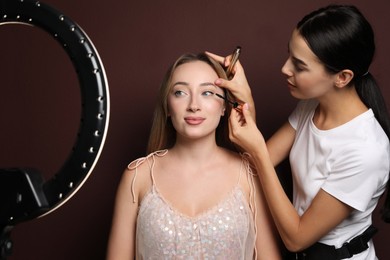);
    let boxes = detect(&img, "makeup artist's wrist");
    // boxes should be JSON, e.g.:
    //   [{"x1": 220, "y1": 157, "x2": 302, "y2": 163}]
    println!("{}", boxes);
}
[{"x1": 246, "y1": 98, "x2": 256, "y2": 121}]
